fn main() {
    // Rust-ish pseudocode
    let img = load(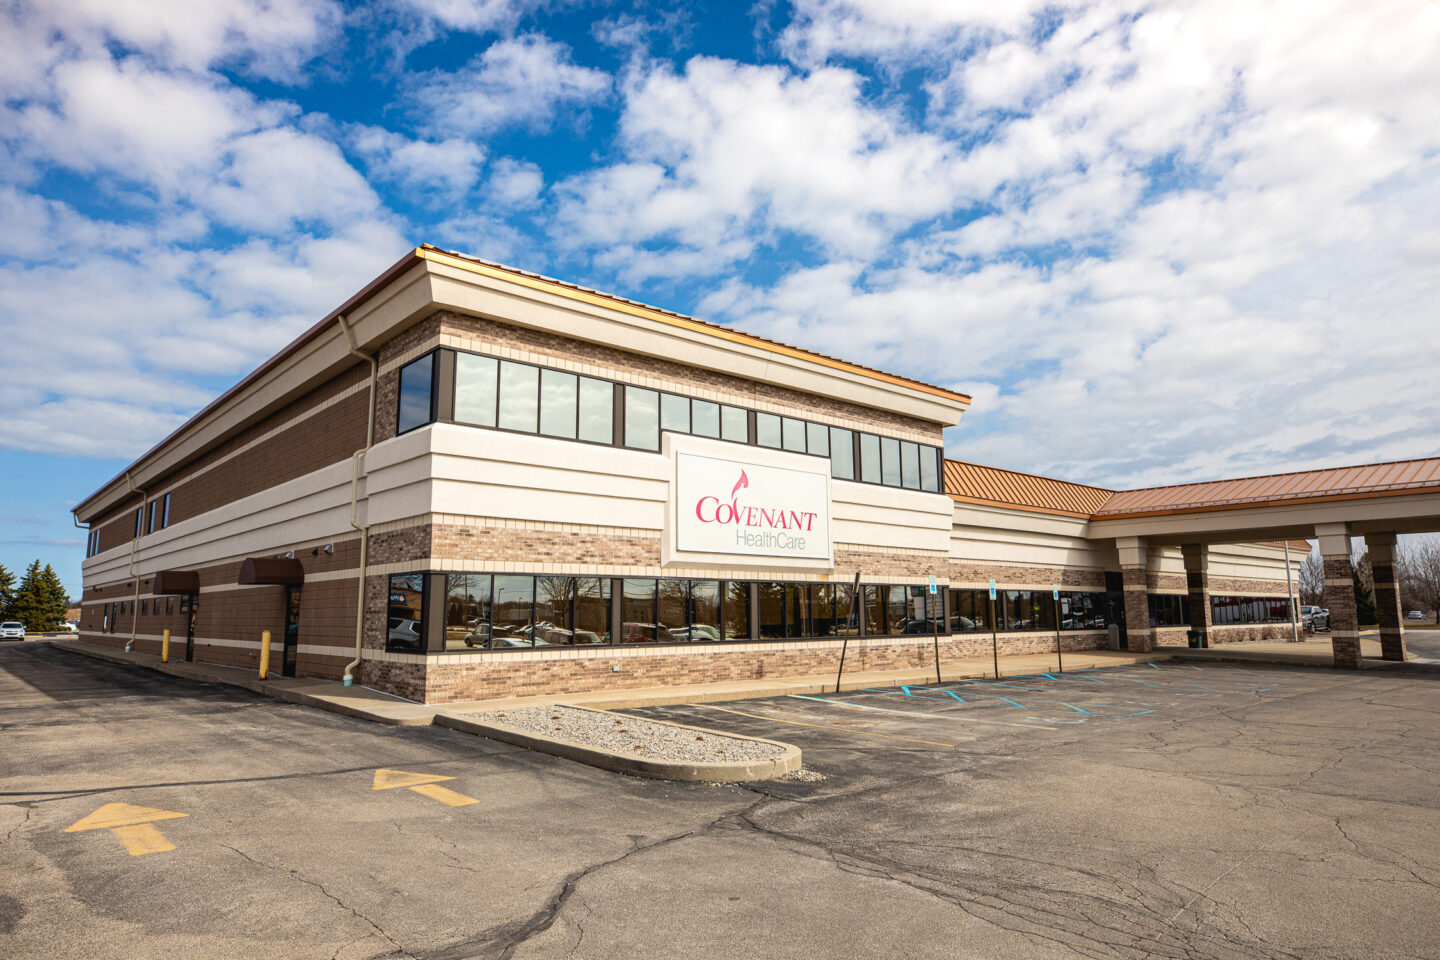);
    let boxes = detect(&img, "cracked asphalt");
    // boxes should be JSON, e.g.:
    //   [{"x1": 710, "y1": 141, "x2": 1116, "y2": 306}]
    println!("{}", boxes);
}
[{"x1": 3, "y1": 642, "x2": 1440, "y2": 959}]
